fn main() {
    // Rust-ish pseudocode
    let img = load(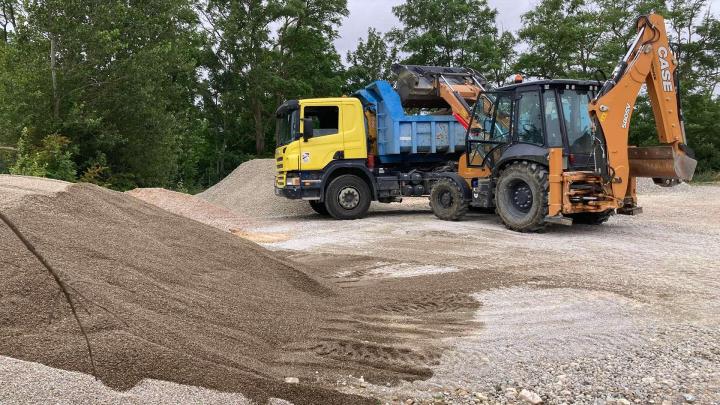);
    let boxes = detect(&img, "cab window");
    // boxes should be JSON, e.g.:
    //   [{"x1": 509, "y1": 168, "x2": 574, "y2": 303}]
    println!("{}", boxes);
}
[
  {"x1": 516, "y1": 92, "x2": 545, "y2": 145},
  {"x1": 276, "y1": 109, "x2": 299, "y2": 146},
  {"x1": 560, "y1": 90, "x2": 594, "y2": 154},
  {"x1": 543, "y1": 91, "x2": 563, "y2": 147},
  {"x1": 304, "y1": 106, "x2": 339, "y2": 137}
]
